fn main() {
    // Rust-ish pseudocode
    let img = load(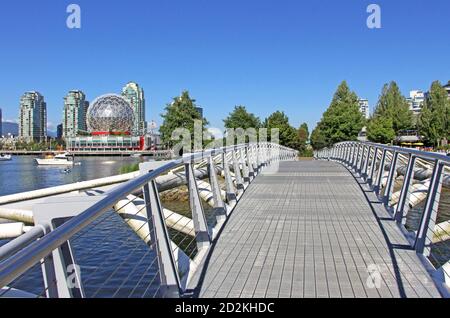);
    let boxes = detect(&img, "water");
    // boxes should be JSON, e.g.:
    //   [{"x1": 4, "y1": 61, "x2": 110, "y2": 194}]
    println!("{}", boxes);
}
[
  {"x1": 0, "y1": 155, "x2": 213, "y2": 298},
  {"x1": 0, "y1": 156, "x2": 143, "y2": 196},
  {"x1": 0, "y1": 155, "x2": 164, "y2": 298}
]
